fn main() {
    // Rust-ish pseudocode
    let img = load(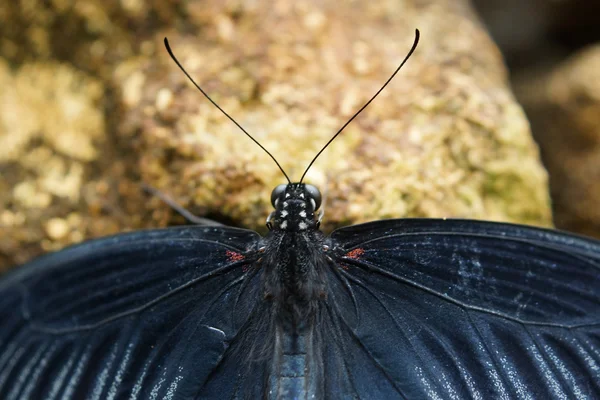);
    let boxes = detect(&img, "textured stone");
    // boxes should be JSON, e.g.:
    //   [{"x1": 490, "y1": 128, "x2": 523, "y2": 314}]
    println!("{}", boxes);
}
[
  {"x1": 516, "y1": 45, "x2": 600, "y2": 239},
  {"x1": 0, "y1": 61, "x2": 109, "y2": 269},
  {"x1": 118, "y1": 0, "x2": 551, "y2": 232},
  {"x1": 1, "y1": 0, "x2": 552, "y2": 270}
]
